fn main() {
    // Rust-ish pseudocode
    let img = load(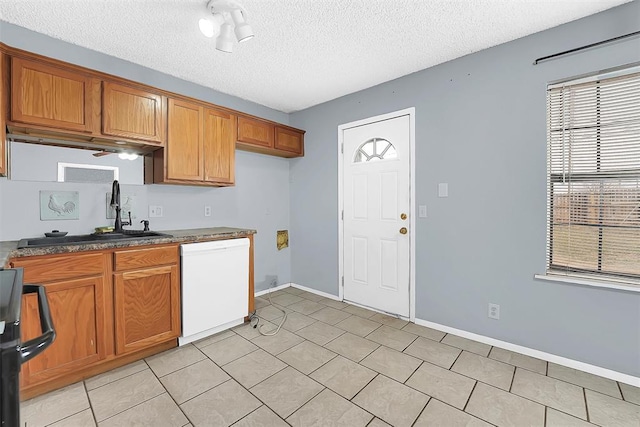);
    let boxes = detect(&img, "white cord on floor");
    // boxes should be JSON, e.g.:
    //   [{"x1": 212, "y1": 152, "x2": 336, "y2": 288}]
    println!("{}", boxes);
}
[{"x1": 250, "y1": 288, "x2": 287, "y2": 336}]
